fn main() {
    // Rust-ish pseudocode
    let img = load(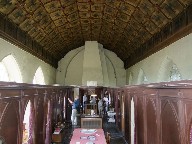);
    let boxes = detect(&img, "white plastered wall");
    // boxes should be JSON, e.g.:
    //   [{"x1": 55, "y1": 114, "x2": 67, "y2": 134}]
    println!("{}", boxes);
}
[
  {"x1": 99, "y1": 44, "x2": 109, "y2": 86},
  {"x1": 56, "y1": 42, "x2": 126, "y2": 87},
  {"x1": 0, "y1": 38, "x2": 56, "y2": 84},
  {"x1": 126, "y1": 33, "x2": 192, "y2": 85},
  {"x1": 56, "y1": 46, "x2": 84, "y2": 86},
  {"x1": 104, "y1": 49, "x2": 126, "y2": 87},
  {"x1": 65, "y1": 48, "x2": 84, "y2": 86}
]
